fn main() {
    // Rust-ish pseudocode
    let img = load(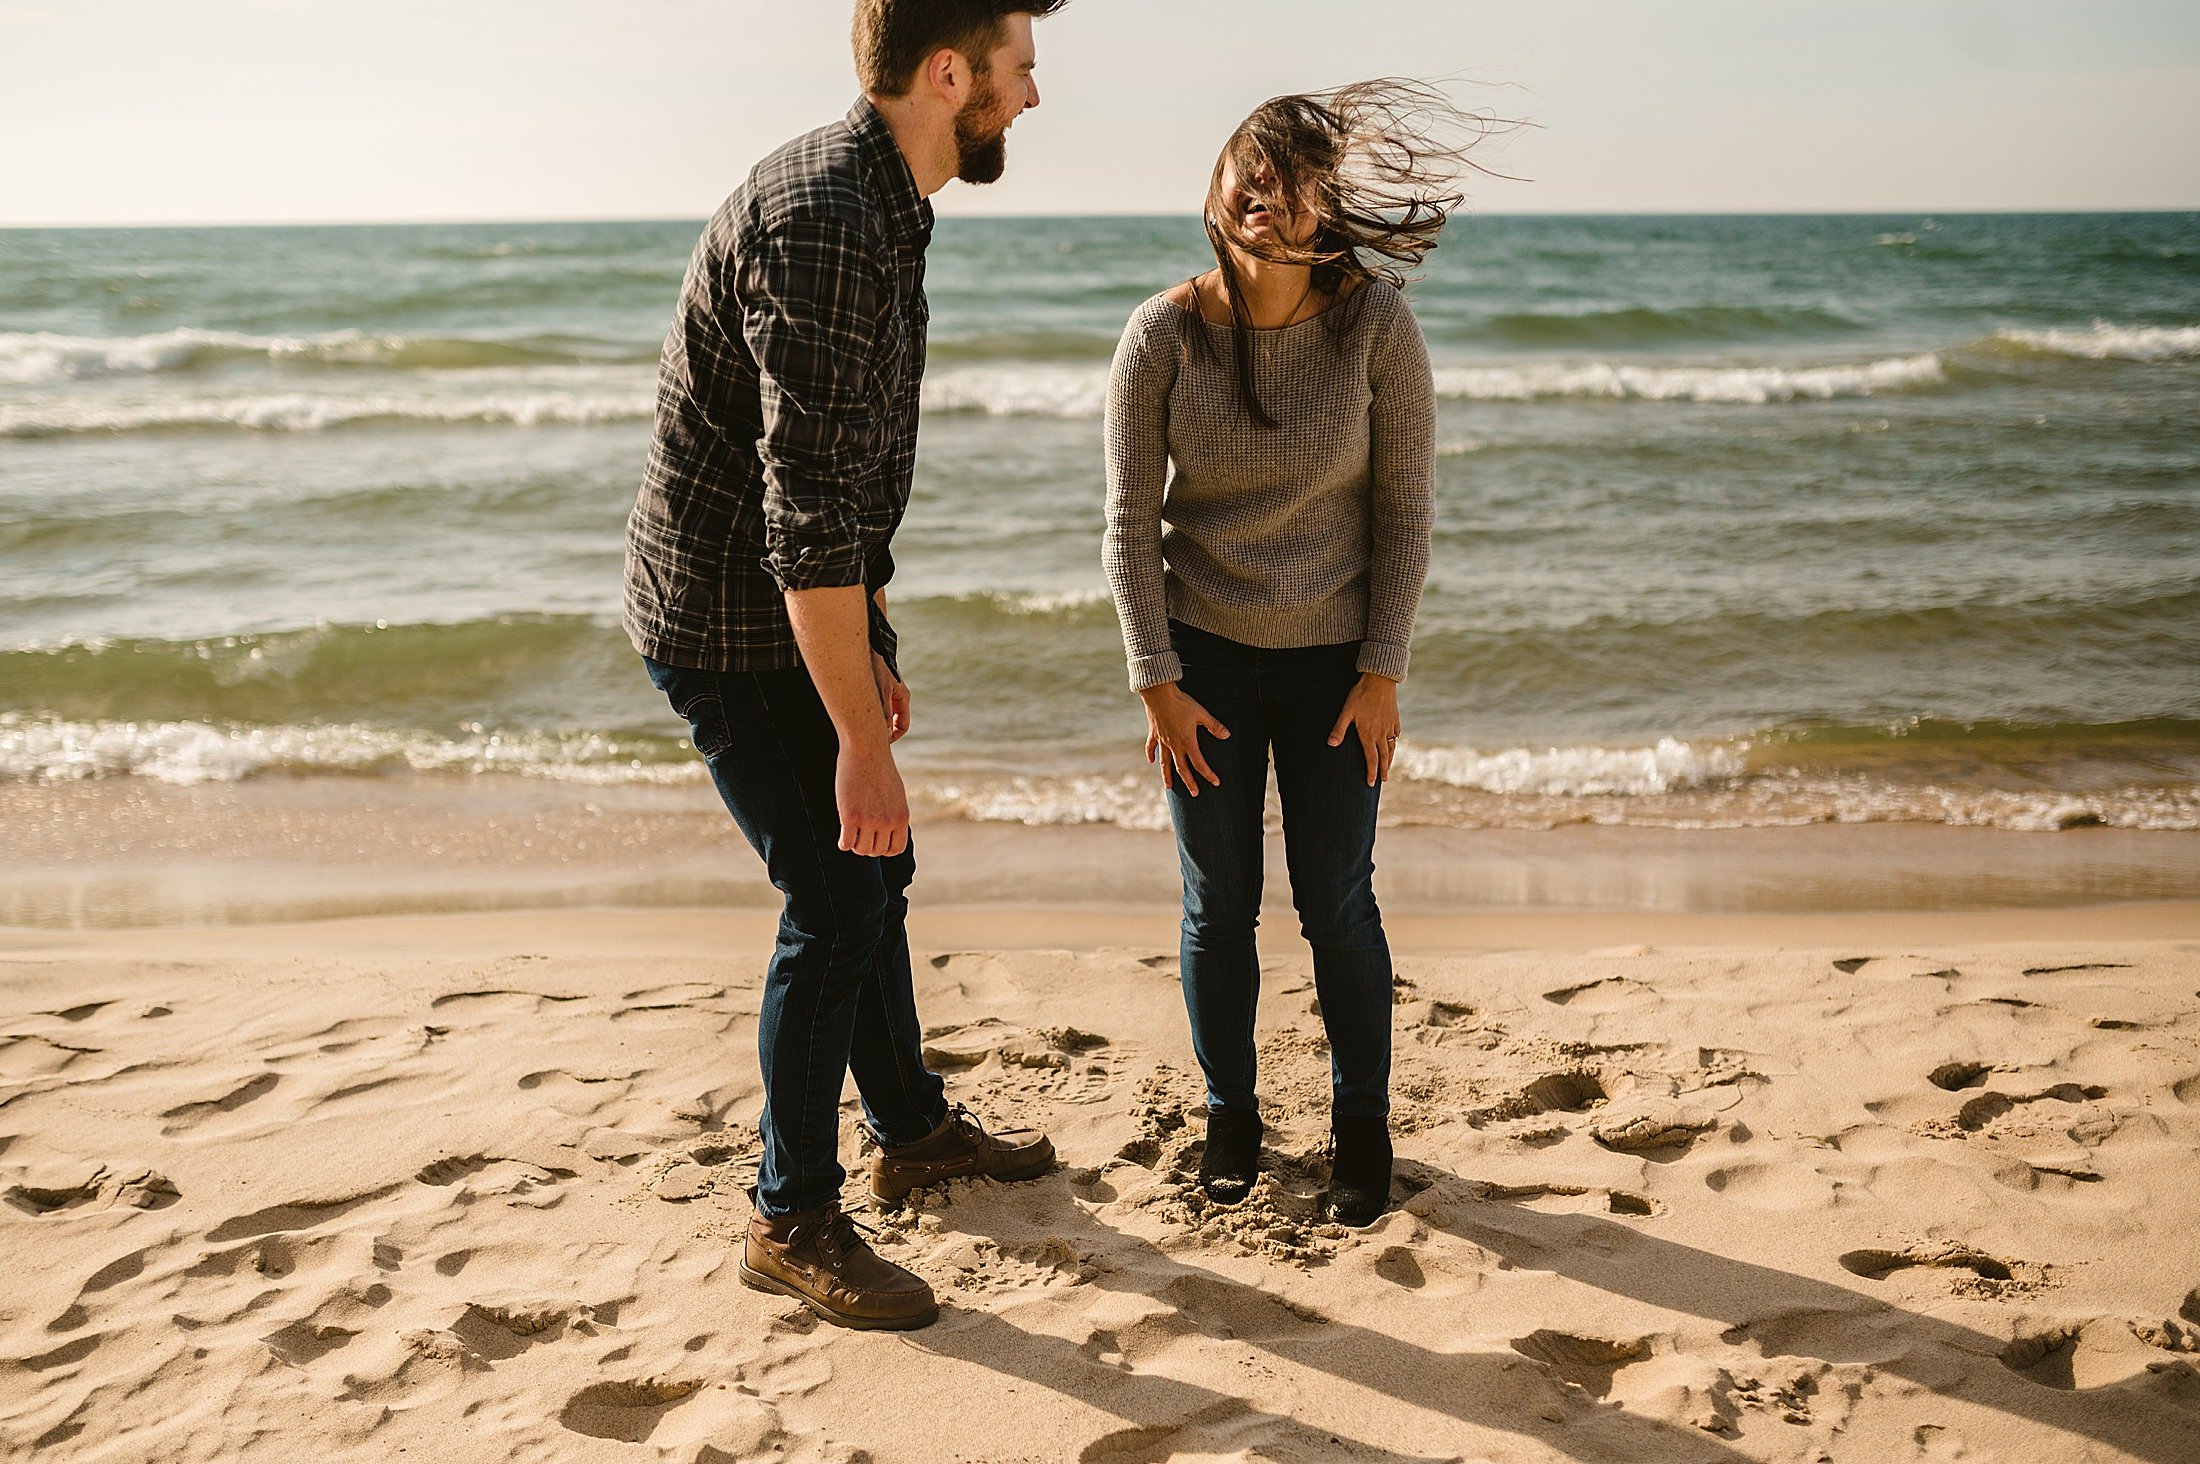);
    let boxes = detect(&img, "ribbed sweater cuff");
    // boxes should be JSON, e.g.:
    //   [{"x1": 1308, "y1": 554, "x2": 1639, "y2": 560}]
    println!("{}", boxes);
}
[
  {"x1": 1127, "y1": 649, "x2": 1184, "y2": 692},
  {"x1": 1356, "y1": 640, "x2": 1410, "y2": 682}
]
